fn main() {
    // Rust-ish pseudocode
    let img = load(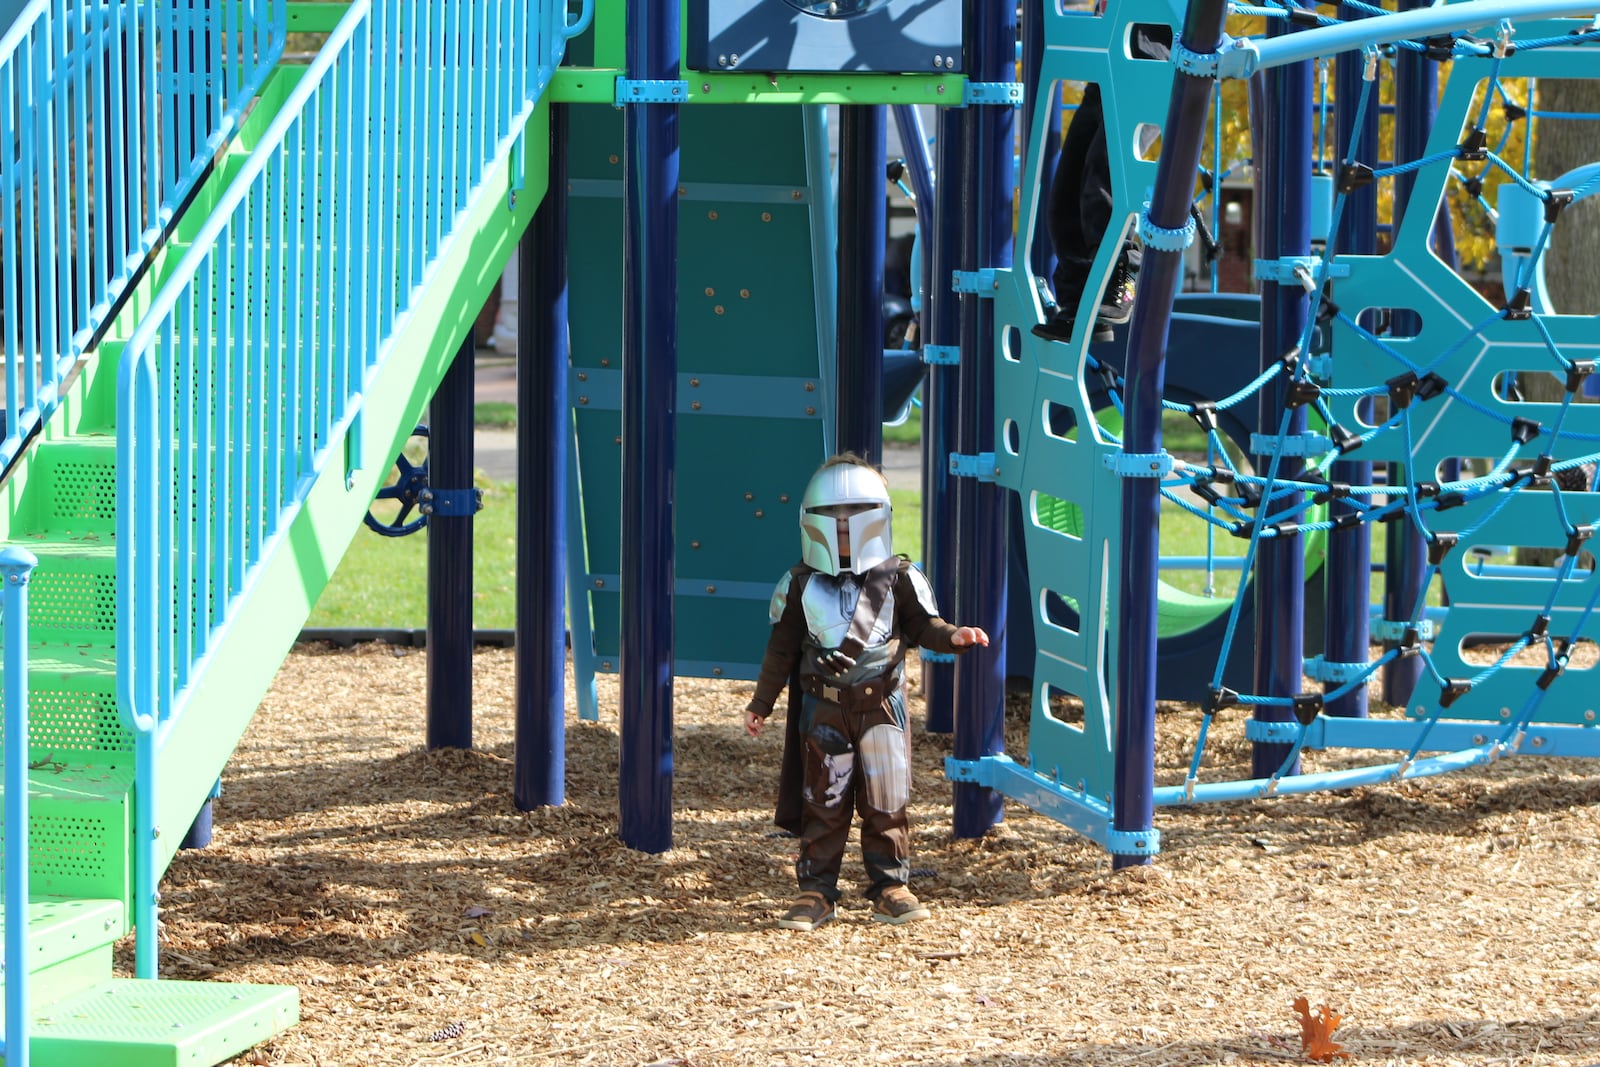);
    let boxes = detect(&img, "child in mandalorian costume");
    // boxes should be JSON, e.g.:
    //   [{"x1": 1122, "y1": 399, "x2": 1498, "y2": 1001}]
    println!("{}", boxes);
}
[{"x1": 744, "y1": 454, "x2": 989, "y2": 931}]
